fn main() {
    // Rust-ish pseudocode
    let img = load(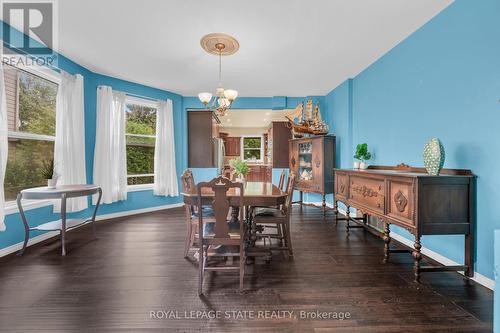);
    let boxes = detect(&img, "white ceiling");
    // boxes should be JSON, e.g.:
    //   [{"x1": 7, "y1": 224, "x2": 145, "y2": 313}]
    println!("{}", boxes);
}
[
  {"x1": 58, "y1": 0, "x2": 453, "y2": 97},
  {"x1": 219, "y1": 109, "x2": 290, "y2": 128}
]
